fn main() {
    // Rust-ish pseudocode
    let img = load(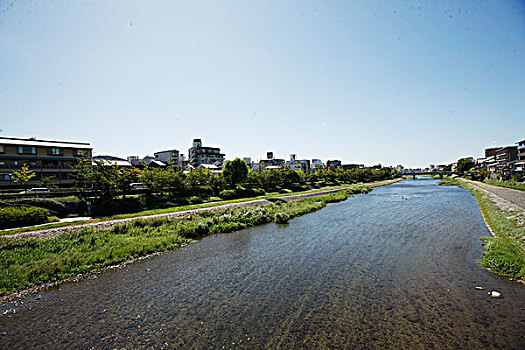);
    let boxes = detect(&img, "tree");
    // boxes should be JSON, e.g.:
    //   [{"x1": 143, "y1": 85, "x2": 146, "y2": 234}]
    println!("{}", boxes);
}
[
  {"x1": 185, "y1": 168, "x2": 212, "y2": 197},
  {"x1": 36, "y1": 175, "x2": 58, "y2": 190},
  {"x1": 456, "y1": 157, "x2": 475, "y2": 174},
  {"x1": 12, "y1": 164, "x2": 36, "y2": 184},
  {"x1": 72, "y1": 157, "x2": 94, "y2": 198},
  {"x1": 222, "y1": 158, "x2": 249, "y2": 188},
  {"x1": 116, "y1": 167, "x2": 142, "y2": 199},
  {"x1": 90, "y1": 160, "x2": 121, "y2": 199},
  {"x1": 142, "y1": 167, "x2": 171, "y2": 198}
]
